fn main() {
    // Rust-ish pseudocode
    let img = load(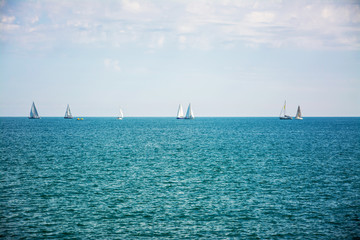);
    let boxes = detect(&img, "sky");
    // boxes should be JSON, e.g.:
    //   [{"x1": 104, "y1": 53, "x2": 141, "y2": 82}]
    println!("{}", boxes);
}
[{"x1": 0, "y1": 0, "x2": 359, "y2": 117}]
